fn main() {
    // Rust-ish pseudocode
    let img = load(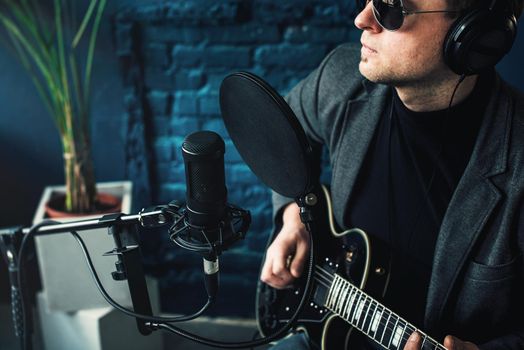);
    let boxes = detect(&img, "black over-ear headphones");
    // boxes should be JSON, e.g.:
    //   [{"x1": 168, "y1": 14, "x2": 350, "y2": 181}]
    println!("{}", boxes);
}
[{"x1": 443, "y1": 0, "x2": 518, "y2": 75}]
